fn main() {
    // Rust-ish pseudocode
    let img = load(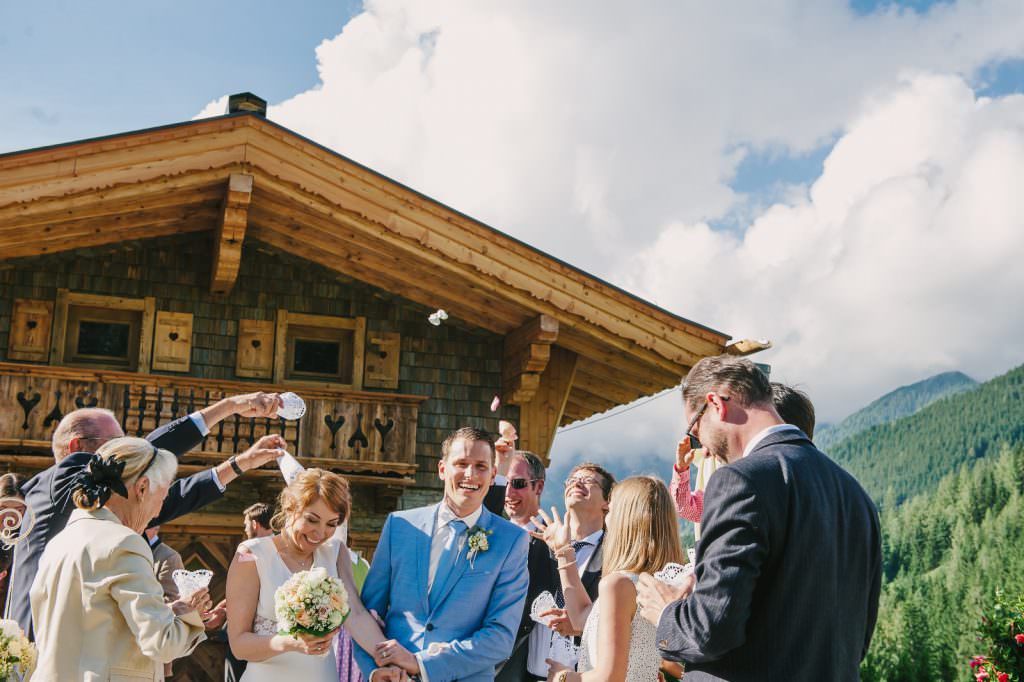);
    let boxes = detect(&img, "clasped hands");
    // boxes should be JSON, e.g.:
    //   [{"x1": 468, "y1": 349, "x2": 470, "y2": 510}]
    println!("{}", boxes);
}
[{"x1": 371, "y1": 639, "x2": 419, "y2": 682}]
